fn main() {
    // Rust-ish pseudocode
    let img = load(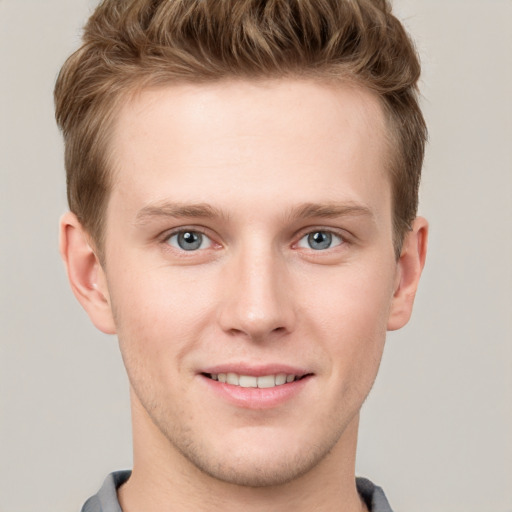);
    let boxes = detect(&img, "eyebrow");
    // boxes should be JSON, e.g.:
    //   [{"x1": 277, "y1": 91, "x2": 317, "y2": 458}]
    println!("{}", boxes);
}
[
  {"x1": 287, "y1": 202, "x2": 375, "y2": 222},
  {"x1": 134, "y1": 200, "x2": 374, "y2": 226},
  {"x1": 135, "y1": 202, "x2": 228, "y2": 226}
]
